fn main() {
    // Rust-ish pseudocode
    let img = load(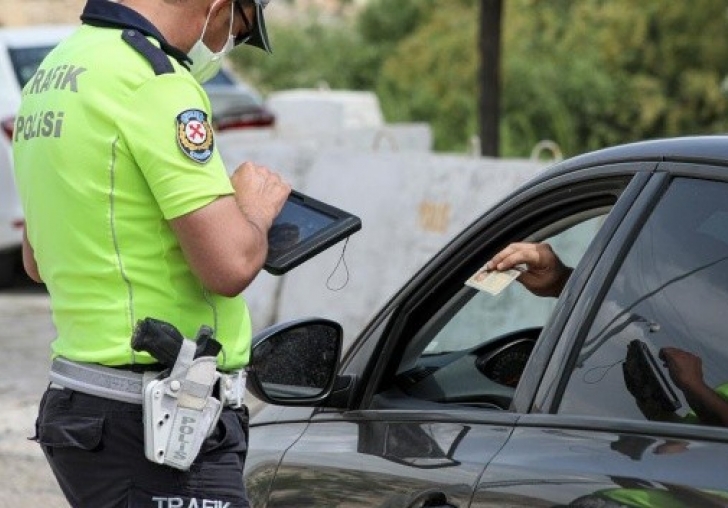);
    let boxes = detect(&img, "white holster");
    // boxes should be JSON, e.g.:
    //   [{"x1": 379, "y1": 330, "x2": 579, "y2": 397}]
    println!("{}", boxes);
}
[{"x1": 142, "y1": 338, "x2": 222, "y2": 470}]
